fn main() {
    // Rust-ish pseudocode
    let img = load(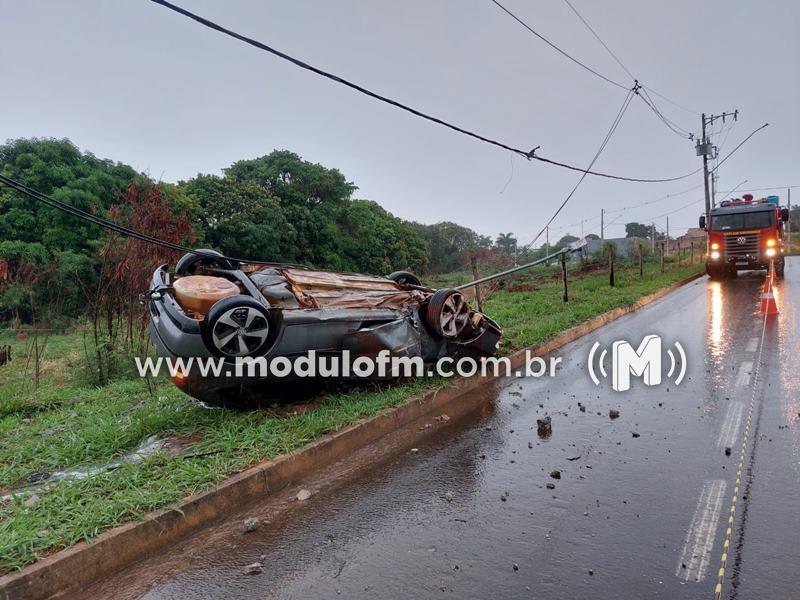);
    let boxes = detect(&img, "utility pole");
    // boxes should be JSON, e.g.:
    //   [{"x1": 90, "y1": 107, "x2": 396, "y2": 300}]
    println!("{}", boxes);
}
[
  {"x1": 651, "y1": 222, "x2": 655, "y2": 252},
  {"x1": 666, "y1": 215, "x2": 669, "y2": 244},
  {"x1": 697, "y1": 110, "x2": 738, "y2": 220},
  {"x1": 601, "y1": 208, "x2": 604, "y2": 240}
]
